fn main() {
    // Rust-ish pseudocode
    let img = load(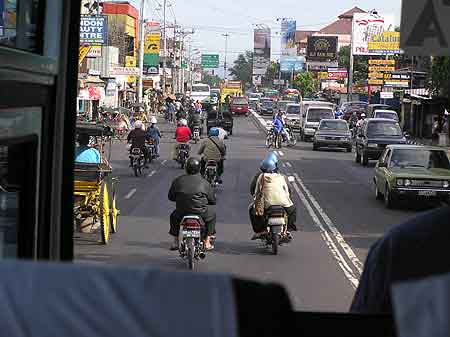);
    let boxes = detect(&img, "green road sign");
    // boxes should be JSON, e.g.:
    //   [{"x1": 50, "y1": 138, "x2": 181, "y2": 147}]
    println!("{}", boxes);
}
[
  {"x1": 181, "y1": 61, "x2": 188, "y2": 69},
  {"x1": 201, "y1": 54, "x2": 219, "y2": 68}
]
